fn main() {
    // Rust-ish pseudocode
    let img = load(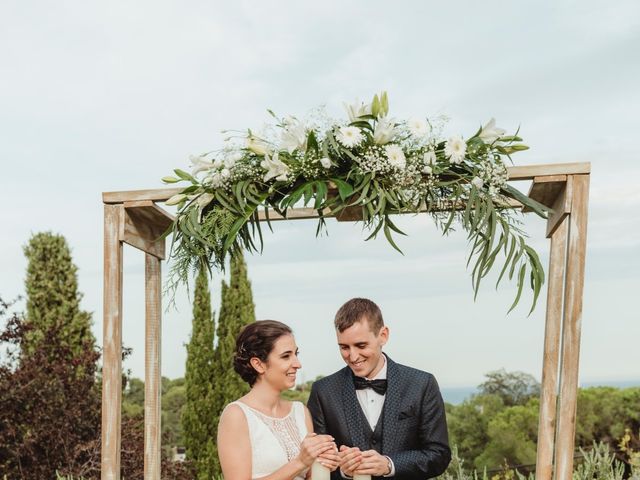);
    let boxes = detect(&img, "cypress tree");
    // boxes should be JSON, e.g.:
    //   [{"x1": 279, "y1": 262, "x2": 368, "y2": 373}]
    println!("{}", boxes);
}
[
  {"x1": 209, "y1": 252, "x2": 256, "y2": 473},
  {"x1": 182, "y1": 269, "x2": 217, "y2": 479},
  {"x1": 22, "y1": 232, "x2": 94, "y2": 357}
]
